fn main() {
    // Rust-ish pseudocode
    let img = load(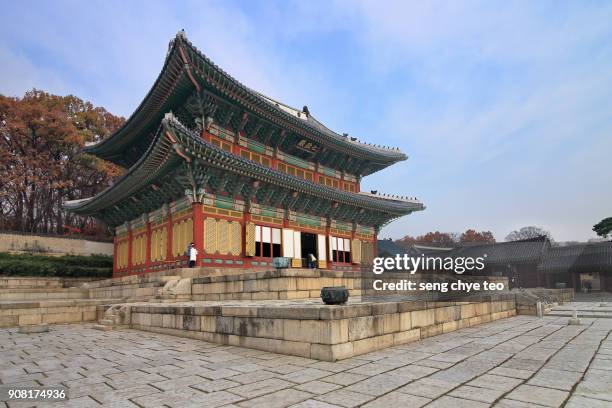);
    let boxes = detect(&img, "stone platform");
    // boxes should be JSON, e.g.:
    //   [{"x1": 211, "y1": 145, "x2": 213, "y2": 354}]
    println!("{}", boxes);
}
[
  {"x1": 127, "y1": 294, "x2": 516, "y2": 361},
  {"x1": 0, "y1": 299, "x2": 119, "y2": 327}
]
